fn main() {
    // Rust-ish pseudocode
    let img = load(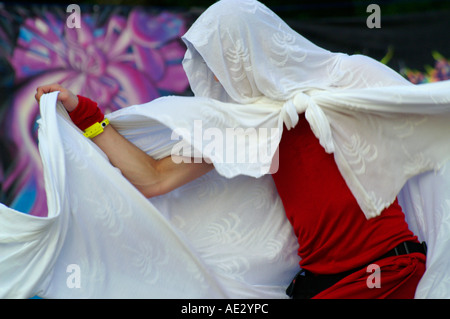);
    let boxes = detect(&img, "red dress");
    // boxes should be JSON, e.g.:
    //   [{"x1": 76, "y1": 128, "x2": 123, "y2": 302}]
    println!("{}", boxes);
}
[{"x1": 271, "y1": 115, "x2": 426, "y2": 298}]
